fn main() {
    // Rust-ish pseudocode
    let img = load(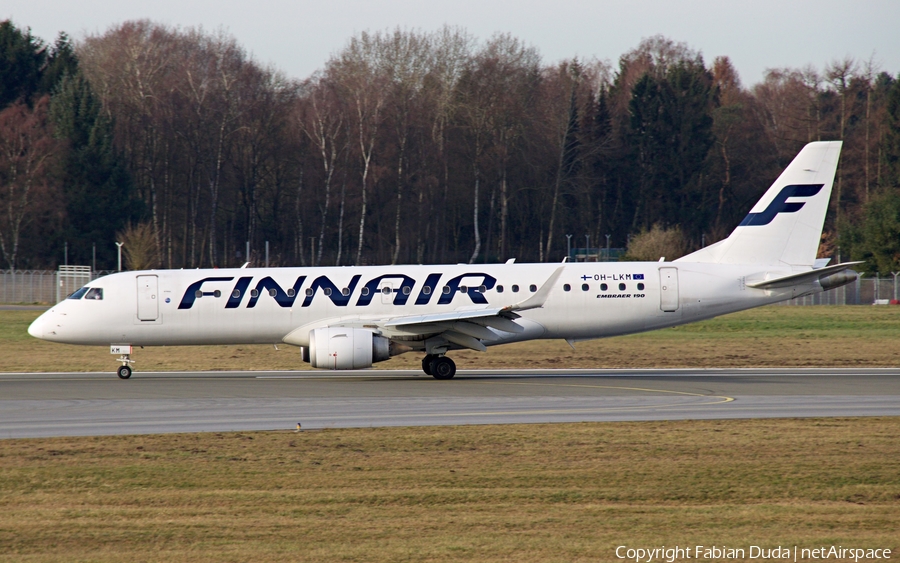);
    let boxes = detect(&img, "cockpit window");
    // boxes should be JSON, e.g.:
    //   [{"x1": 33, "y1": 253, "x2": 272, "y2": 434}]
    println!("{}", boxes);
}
[
  {"x1": 68, "y1": 287, "x2": 90, "y2": 299},
  {"x1": 84, "y1": 288, "x2": 103, "y2": 300}
]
